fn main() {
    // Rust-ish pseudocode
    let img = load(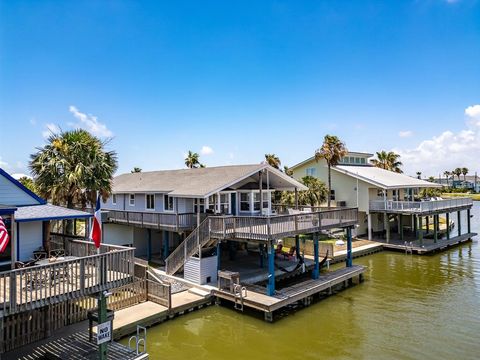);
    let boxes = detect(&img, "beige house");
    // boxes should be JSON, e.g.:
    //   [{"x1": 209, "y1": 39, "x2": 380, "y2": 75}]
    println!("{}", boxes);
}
[{"x1": 290, "y1": 152, "x2": 474, "y2": 246}]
